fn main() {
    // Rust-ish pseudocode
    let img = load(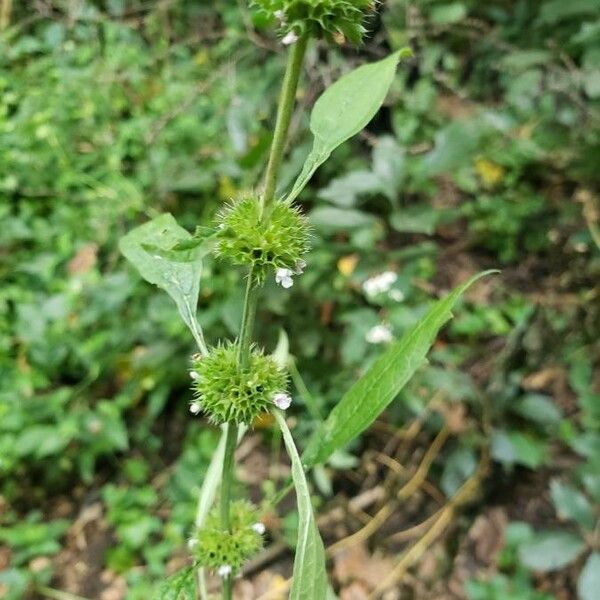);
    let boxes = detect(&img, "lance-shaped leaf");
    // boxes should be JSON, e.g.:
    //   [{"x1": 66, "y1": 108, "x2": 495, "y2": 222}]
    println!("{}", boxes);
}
[
  {"x1": 274, "y1": 411, "x2": 328, "y2": 600},
  {"x1": 286, "y1": 48, "x2": 412, "y2": 203},
  {"x1": 303, "y1": 271, "x2": 497, "y2": 466},
  {"x1": 119, "y1": 214, "x2": 207, "y2": 352}
]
